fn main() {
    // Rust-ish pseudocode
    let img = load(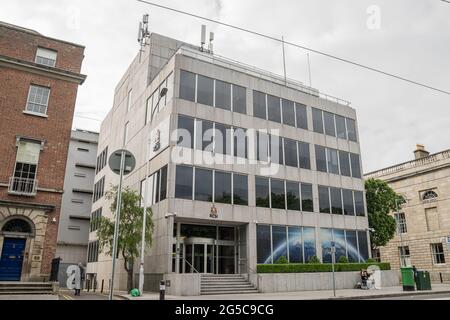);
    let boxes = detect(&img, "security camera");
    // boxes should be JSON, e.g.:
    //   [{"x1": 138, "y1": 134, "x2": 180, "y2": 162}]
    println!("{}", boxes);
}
[{"x1": 165, "y1": 213, "x2": 177, "y2": 219}]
